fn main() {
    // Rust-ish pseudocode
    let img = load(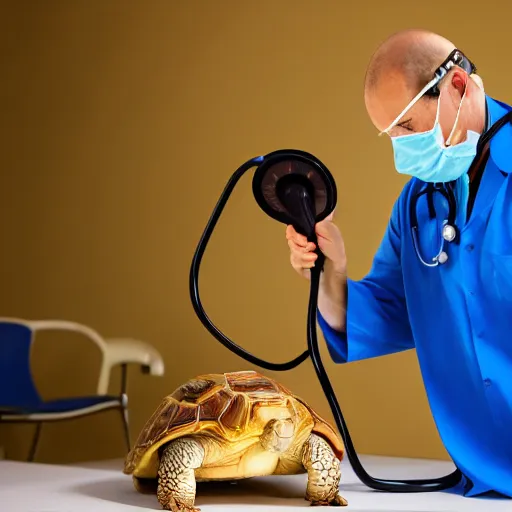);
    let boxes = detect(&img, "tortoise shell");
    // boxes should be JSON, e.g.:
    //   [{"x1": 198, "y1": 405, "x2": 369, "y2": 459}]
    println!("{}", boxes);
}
[{"x1": 124, "y1": 370, "x2": 343, "y2": 480}]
